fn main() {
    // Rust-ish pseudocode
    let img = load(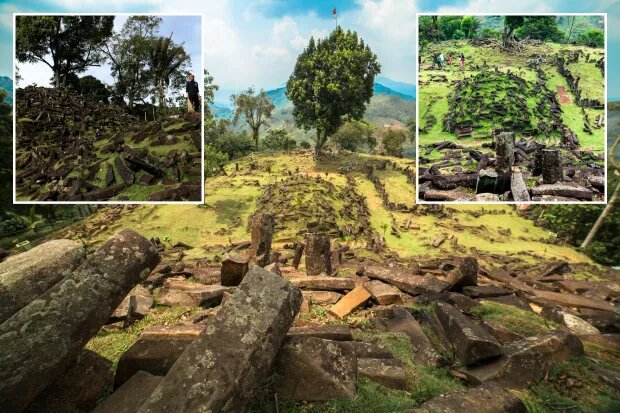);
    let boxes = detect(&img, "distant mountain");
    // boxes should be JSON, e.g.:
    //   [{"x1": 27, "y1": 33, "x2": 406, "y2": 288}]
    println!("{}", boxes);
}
[
  {"x1": 263, "y1": 81, "x2": 415, "y2": 110},
  {"x1": 376, "y1": 75, "x2": 416, "y2": 98},
  {"x1": 0, "y1": 77, "x2": 13, "y2": 104}
]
